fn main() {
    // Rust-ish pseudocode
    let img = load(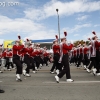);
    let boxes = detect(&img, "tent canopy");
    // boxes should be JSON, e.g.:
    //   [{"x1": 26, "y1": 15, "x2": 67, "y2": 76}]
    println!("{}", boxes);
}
[{"x1": 31, "y1": 39, "x2": 55, "y2": 43}]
